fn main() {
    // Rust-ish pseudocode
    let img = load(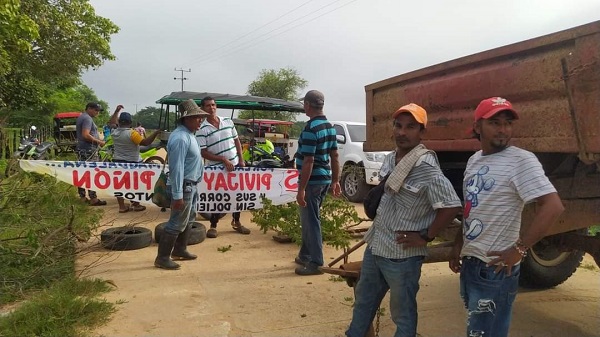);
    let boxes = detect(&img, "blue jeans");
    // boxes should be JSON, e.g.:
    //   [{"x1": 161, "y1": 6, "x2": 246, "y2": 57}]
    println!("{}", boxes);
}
[
  {"x1": 297, "y1": 184, "x2": 329, "y2": 267},
  {"x1": 346, "y1": 247, "x2": 424, "y2": 337},
  {"x1": 460, "y1": 257, "x2": 520, "y2": 337},
  {"x1": 77, "y1": 150, "x2": 99, "y2": 199},
  {"x1": 165, "y1": 183, "x2": 198, "y2": 235}
]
